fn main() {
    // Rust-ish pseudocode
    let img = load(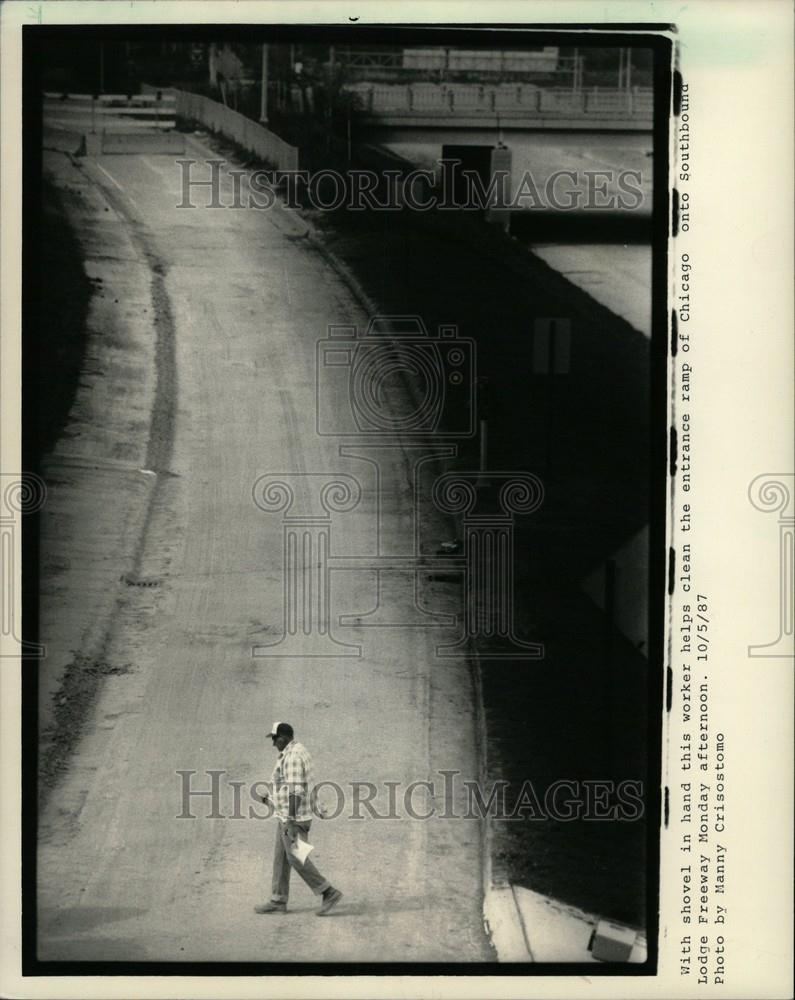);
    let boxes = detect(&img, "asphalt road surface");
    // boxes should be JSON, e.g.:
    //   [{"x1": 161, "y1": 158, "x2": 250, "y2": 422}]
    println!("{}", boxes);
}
[{"x1": 37, "y1": 140, "x2": 491, "y2": 963}]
